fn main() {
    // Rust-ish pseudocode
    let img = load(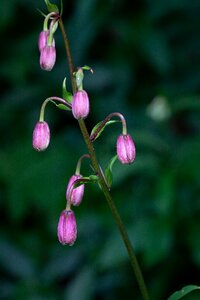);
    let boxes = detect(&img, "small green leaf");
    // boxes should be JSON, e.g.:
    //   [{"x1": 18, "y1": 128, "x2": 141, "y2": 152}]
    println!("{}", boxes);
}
[
  {"x1": 82, "y1": 65, "x2": 93, "y2": 72},
  {"x1": 56, "y1": 104, "x2": 71, "y2": 111},
  {"x1": 167, "y1": 285, "x2": 200, "y2": 300},
  {"x1": 62, "y1": 78, "x2": 72, "y2": 103},
  {"x1": 90, "y1": 121, "x2": 102, "y2": 139},
  {"x1": 105, "y1": 155, "x2": 118, "y2": 188},
  {"x1": 64, "y1": 93, "x2": 72, "y2": 103},
  {"x1": 44, "y1": 0, "x2": 59, "y2": 13},
  {"x1": 90, "y1": 120, "x2": 119, "y2": 141},
  {"x1": 51, "y1": 101, "x2": 71, "y2": 111}
]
